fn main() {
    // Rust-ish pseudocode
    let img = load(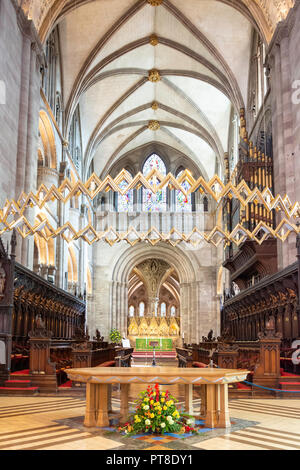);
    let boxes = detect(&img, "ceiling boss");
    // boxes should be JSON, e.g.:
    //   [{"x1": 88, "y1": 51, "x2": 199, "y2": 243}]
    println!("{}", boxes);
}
[
  {"x1": 147, "y1": 0, "x2": 164, "y2": 6},
  {"x1": 150, "y1": 34, "x2": 159, "y2": 46},
  {"x1": 148, "y1": 120, "x2": 160, "y2": 131},
  {"x1": 148, "y1": 69, "x2": 161, "y2": 83}
]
